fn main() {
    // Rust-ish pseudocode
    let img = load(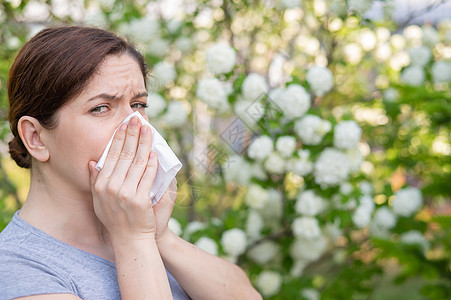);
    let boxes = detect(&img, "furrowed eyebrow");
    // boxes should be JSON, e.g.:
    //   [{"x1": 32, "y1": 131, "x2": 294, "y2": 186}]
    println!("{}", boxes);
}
[
  {"x1": 87, "y1": 91, "x2": 148, "y2": 102},
  {"x1": 87, "y1": 93, "x2": 120, "y2": 102},
  {"x1": 133, "y1": 92, "x2": 148, "y2": 99}
]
